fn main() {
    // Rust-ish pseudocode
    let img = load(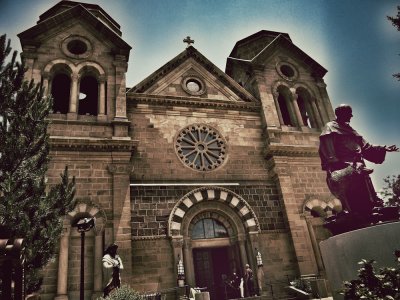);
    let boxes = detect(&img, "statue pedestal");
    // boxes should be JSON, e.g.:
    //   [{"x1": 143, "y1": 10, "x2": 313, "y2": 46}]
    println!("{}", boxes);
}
[{"x1": 320, "y1": 221, "x2": 400, "y2": 299}]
